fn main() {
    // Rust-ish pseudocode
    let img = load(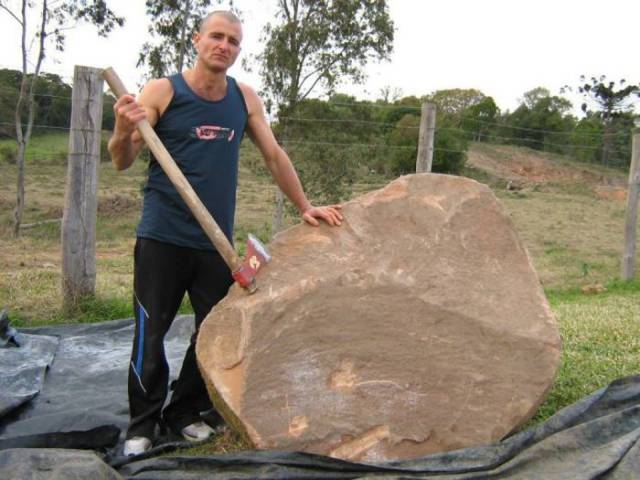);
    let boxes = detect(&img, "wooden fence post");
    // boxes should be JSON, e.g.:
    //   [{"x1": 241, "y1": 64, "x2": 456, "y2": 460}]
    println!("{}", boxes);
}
[
  {"x1": 416, "y1": 102, "x2": 436, "y2": 173},
  {"x1": 621, "y1": 132, "x2": 640, "y2": 281},
  {"x1": 61, "y1": 66, "x2": 104, "y2": 309},
  {"x1": 272, "y1": 119, "x2": 289, "y2": 238},
  {"x1": 272, "y1": 188, "x2": 285, "y2": 236}
]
